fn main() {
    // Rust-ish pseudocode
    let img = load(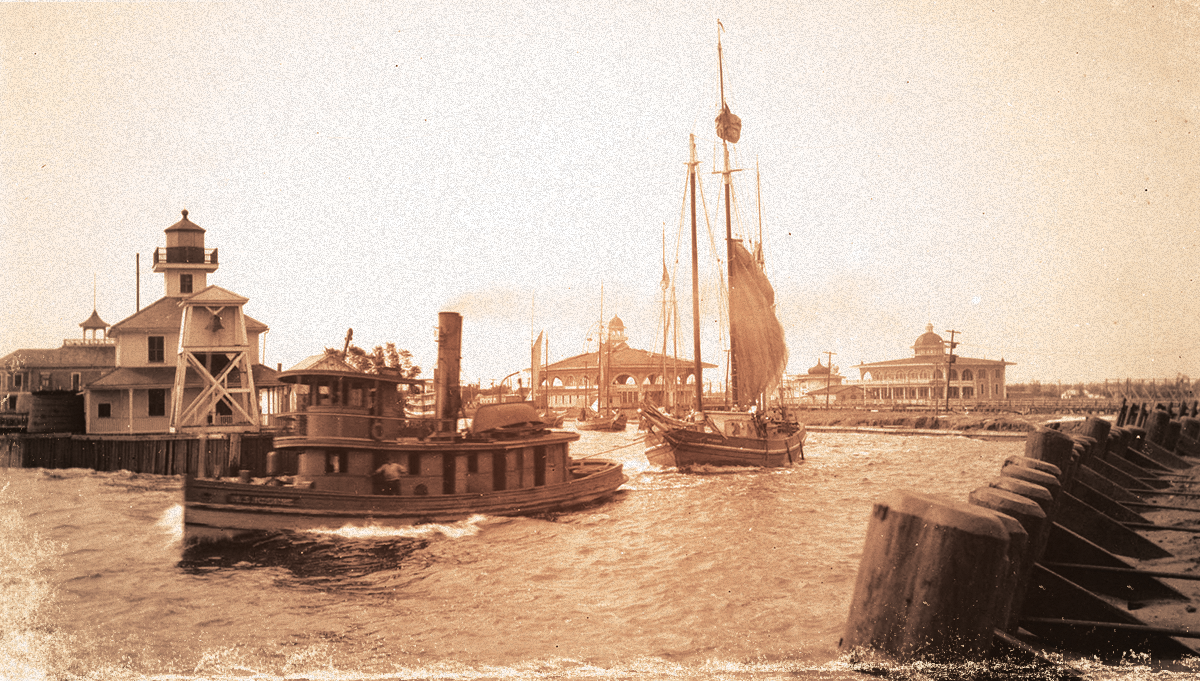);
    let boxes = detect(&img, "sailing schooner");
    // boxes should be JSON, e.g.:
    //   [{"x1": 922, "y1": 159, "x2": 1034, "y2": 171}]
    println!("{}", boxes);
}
[{"x1": 640, "y1": 23, "x2": 804, "y2": 468}]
